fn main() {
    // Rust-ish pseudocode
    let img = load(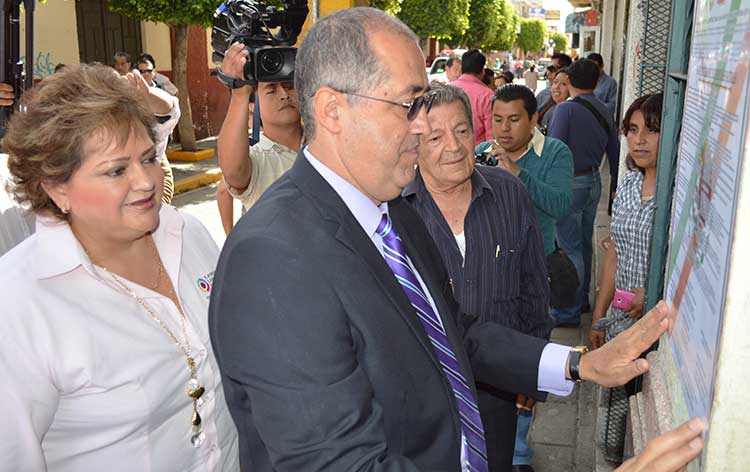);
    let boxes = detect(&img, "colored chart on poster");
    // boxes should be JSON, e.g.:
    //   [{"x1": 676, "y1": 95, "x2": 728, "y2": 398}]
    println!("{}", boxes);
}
[{"x1": 664, "y1": 0, "x2": 750, "y2": 422}]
